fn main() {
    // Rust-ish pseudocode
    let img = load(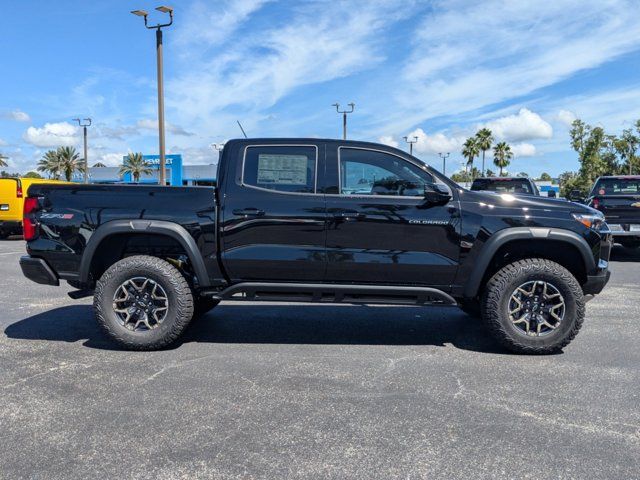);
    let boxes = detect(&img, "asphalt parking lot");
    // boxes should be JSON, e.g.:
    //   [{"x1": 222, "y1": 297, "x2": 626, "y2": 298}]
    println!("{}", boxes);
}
[{"x1": 0, "y1": 239, "x2": 639, "y2": 480}]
